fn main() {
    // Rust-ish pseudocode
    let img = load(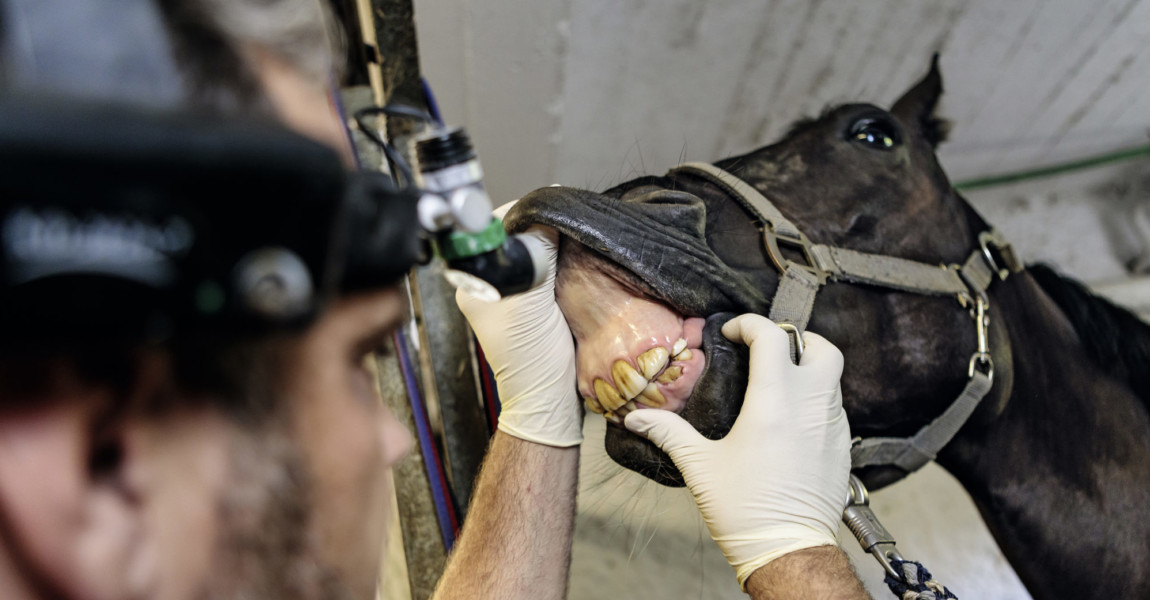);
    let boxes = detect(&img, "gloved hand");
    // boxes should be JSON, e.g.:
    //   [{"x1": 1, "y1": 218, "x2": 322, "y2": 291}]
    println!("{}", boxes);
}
[
  {"x1": 624, "y1": 314, "x2": 850, "y2": 588},
  {"x1": 456, "y1": 226, "x2": 583, "y2": 447}
]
